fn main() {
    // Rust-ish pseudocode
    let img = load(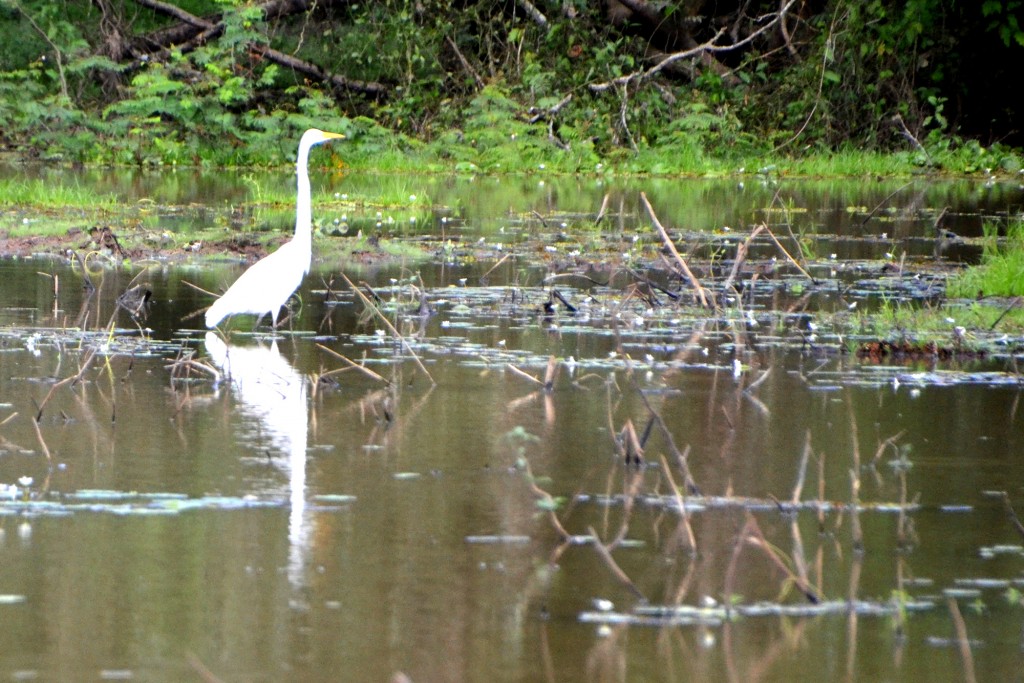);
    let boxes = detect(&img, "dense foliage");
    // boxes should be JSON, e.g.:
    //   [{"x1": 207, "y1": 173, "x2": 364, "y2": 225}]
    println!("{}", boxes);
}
[{"x1": 0, "y1": 0, "x2": 1021, "y2": 173}]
